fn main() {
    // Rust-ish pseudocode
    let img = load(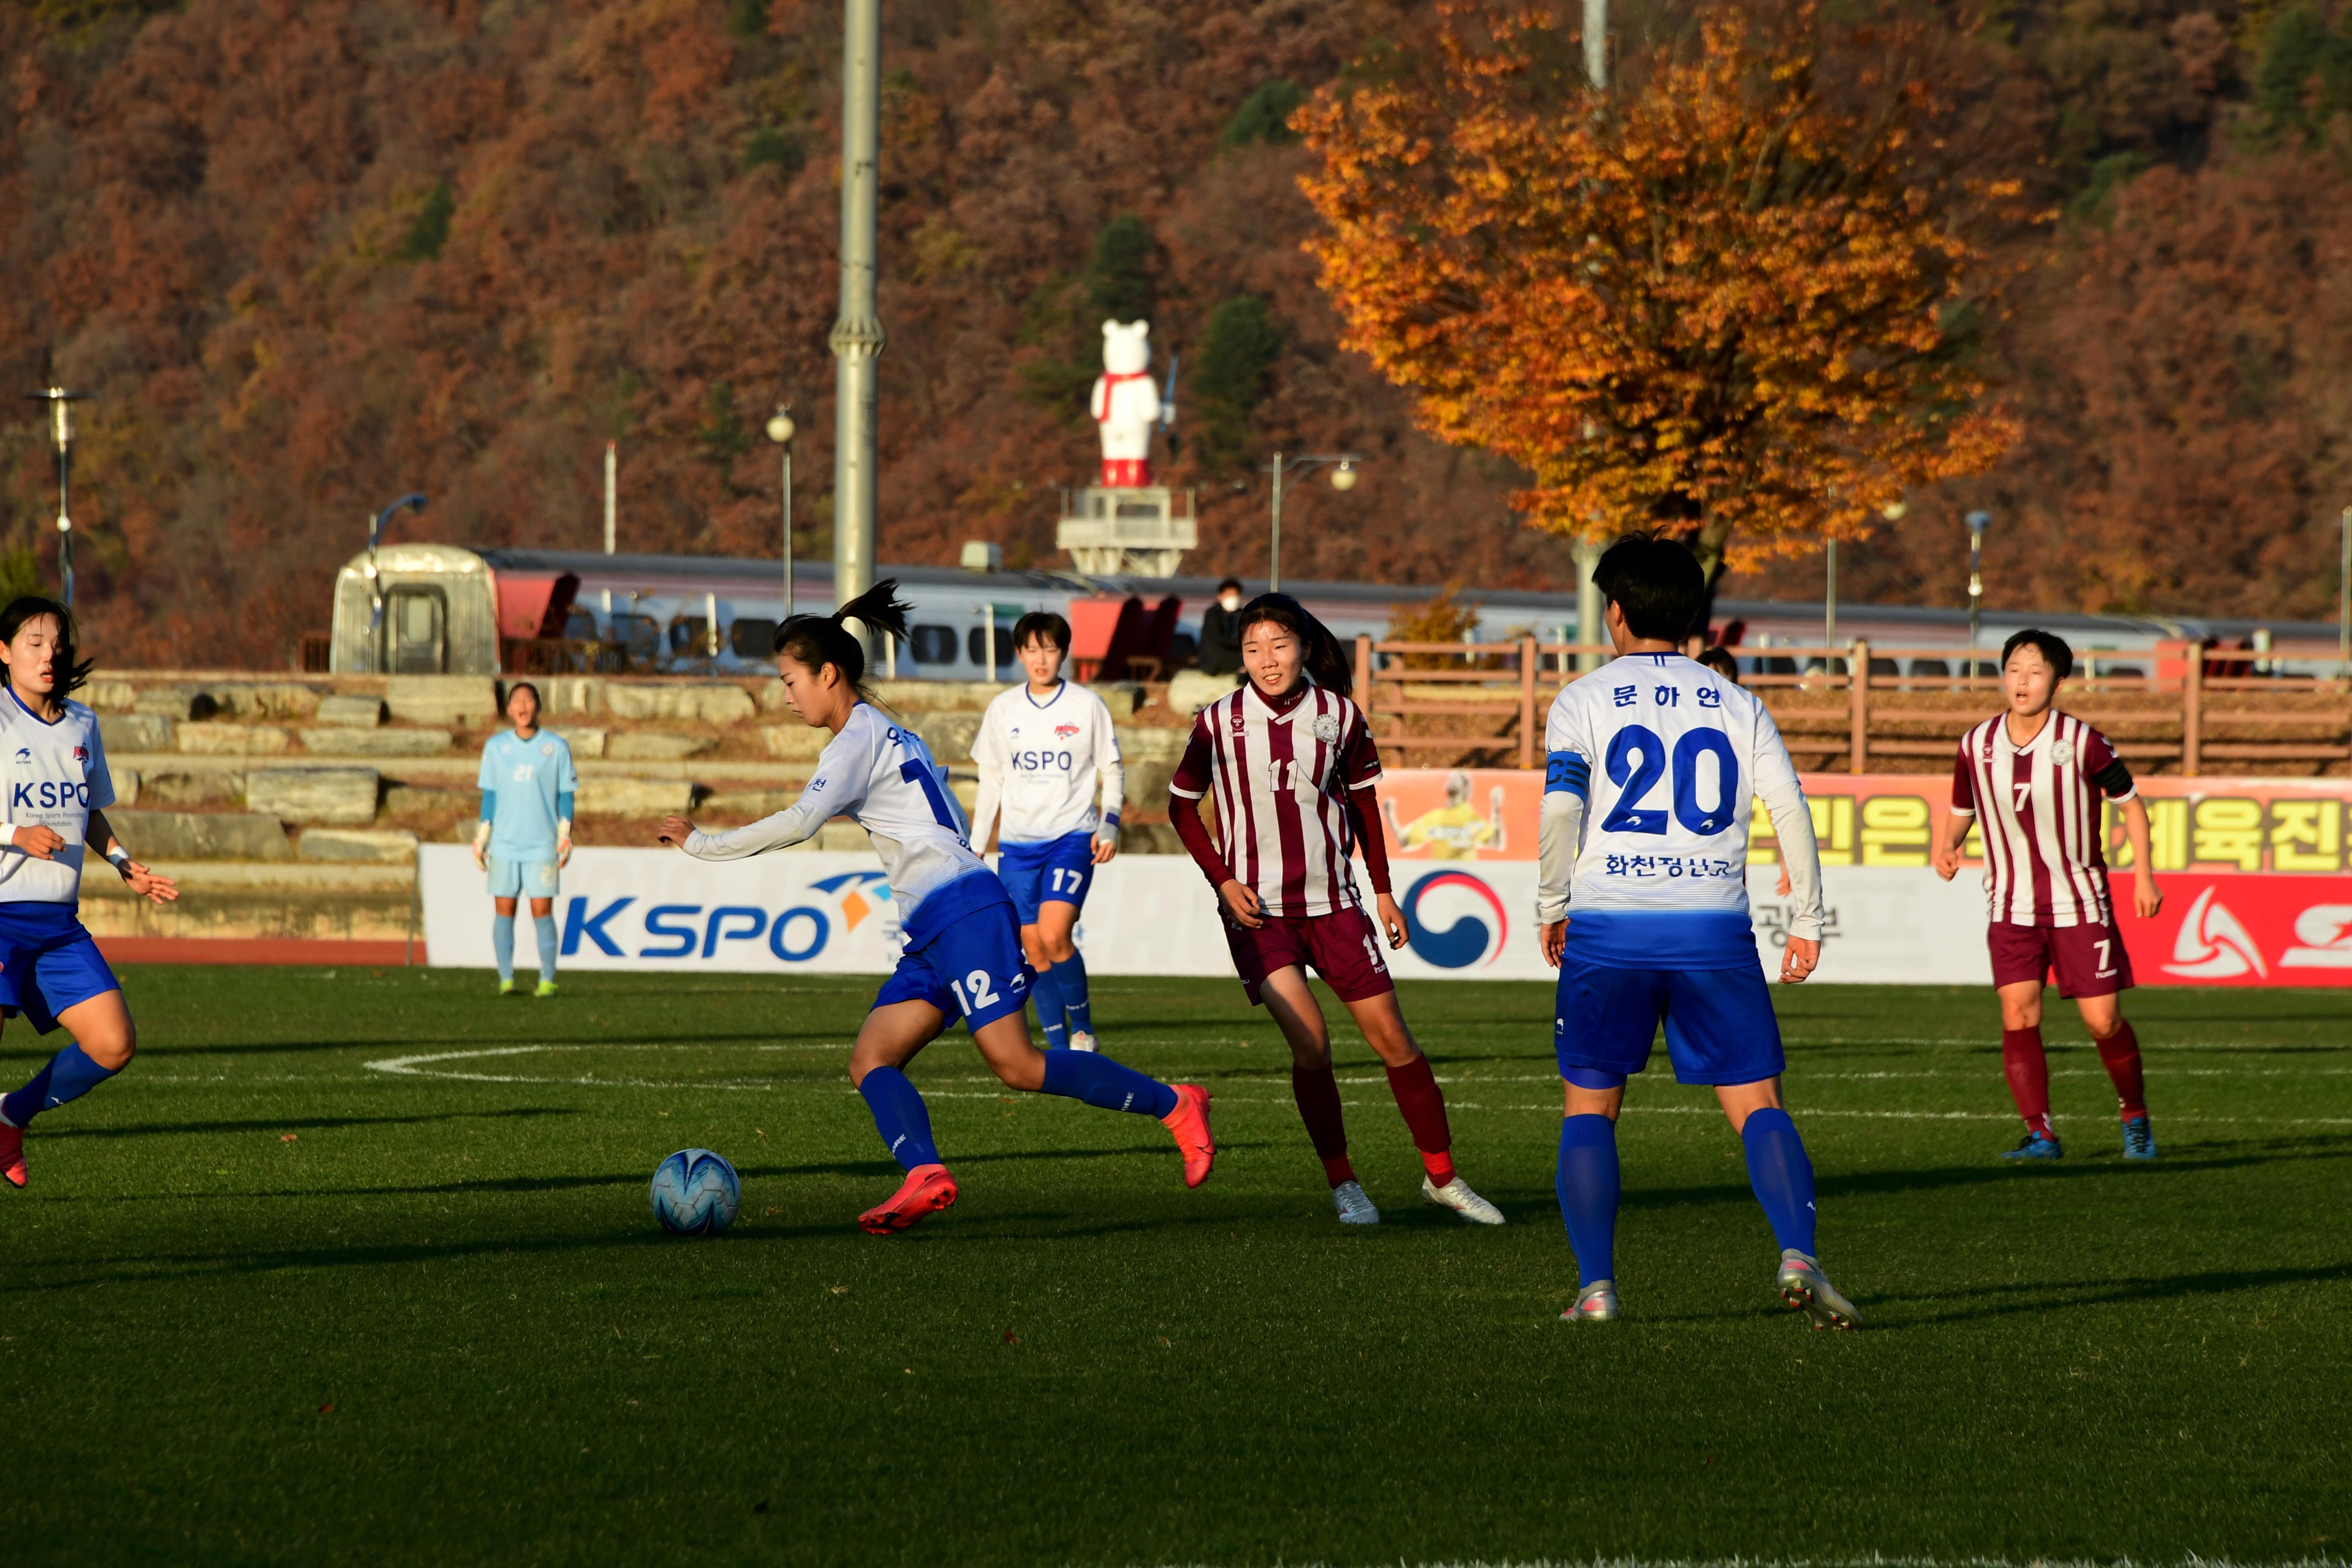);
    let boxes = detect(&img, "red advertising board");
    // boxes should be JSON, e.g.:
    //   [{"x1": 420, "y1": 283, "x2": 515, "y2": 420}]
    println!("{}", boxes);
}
[{"x1": 2115, "y1": 872, "x2": 2352, "y2": 986}]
